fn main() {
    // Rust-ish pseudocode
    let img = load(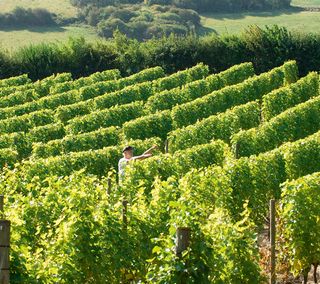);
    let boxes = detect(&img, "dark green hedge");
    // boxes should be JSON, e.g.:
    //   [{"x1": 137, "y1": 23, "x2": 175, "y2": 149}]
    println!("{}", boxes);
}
[{"x1": 1, "y1": 26, "x2": 320, "y2": 81}]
